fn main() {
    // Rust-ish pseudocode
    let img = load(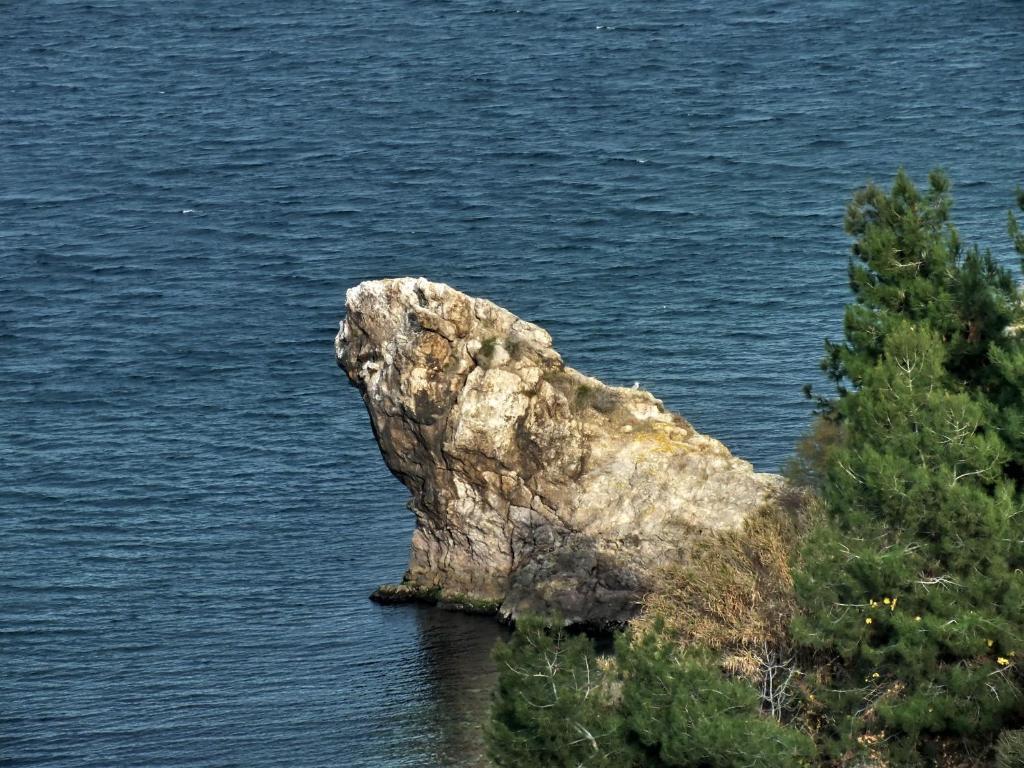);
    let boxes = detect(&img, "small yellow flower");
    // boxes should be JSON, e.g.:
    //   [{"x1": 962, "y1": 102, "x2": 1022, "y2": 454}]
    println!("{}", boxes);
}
[
  {"x1": 890, "y1": 597, "x2": 898, "y2": 611},
  {"x1": 883, "y1": 597, "x2": 890, "y2": 605},
  {"x1": 870, "y1": 600, "x2": 878, "y2": 608},
  {"x1": 988, "y1": 639, "x2": 994, "y2": 648},
  {"x1": 914, "y1": 615, "x2": 922, "y2": 622},
  {"x1": 997, "y1": 657, "x2": 1010, "y2": 666},
  {"x1": 871, "y1": 672, "x2": 880, "y2": 679},
  {"x1": 865, "y1": 617, "x2": 873, "y2": 625},
  {"x1": 808, "y1": 694, "x2": 815, "y2": 701}
]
